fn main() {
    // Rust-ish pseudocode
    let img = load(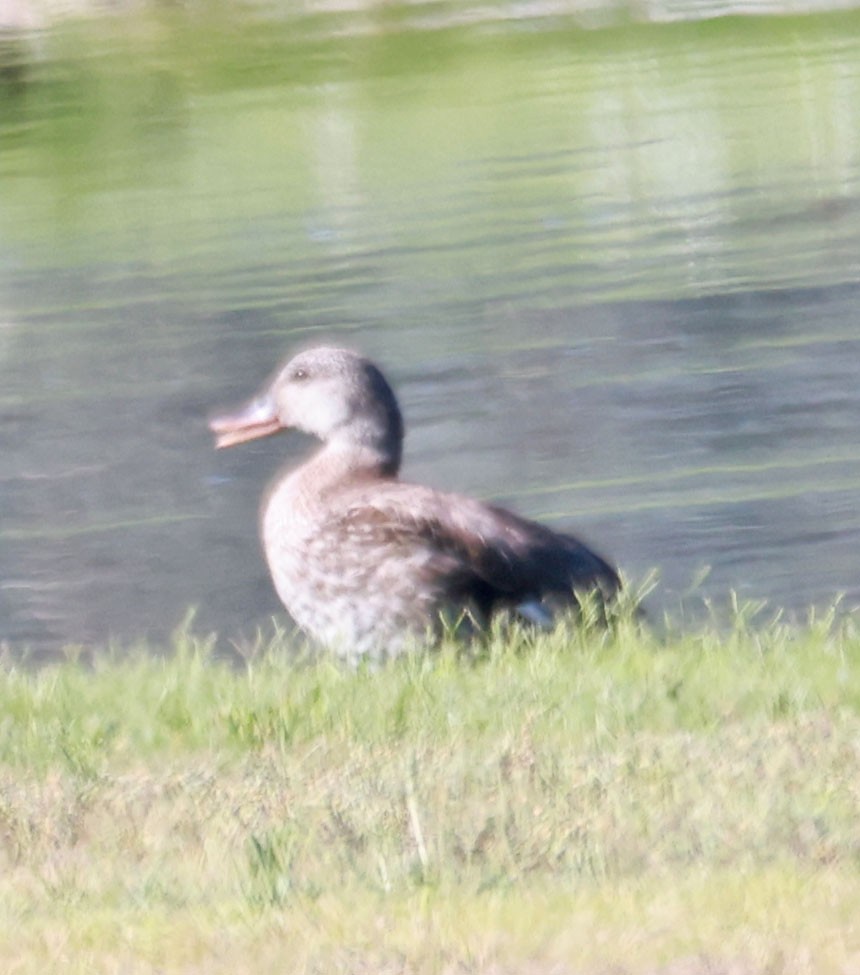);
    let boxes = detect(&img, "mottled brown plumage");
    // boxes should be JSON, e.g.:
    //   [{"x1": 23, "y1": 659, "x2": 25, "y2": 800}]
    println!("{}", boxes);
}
[{"x1": 211, "y1": 347, "x2": 619, "y2": 661}]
